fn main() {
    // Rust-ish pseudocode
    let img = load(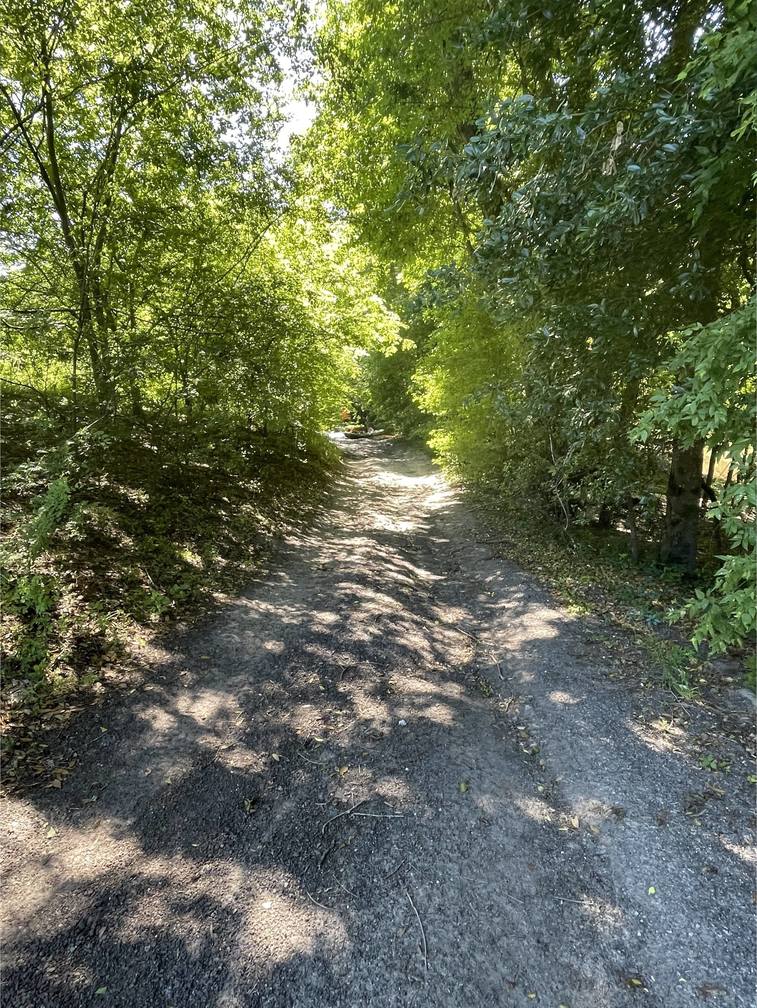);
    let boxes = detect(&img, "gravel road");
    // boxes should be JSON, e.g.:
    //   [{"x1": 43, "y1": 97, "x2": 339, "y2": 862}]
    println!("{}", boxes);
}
[{"x1": 2, "y1": 437, "x2": 754, "y2": 1007}]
